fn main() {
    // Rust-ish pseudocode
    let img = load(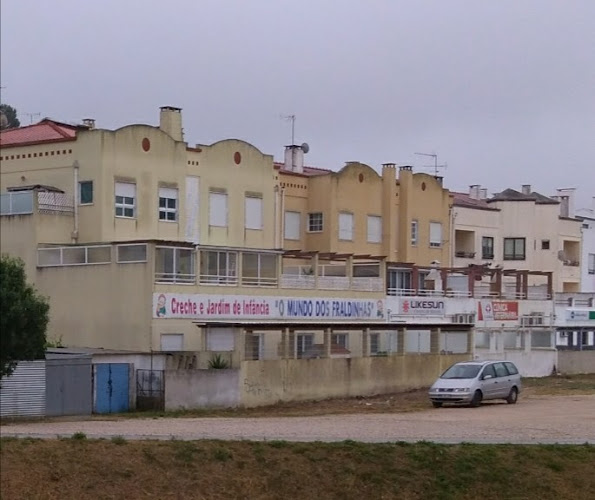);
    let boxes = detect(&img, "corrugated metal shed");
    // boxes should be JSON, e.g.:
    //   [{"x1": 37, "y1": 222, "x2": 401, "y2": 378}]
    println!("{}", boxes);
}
[{"x1": 0, "y1": 361, "x2": 46, "y2": 417}]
